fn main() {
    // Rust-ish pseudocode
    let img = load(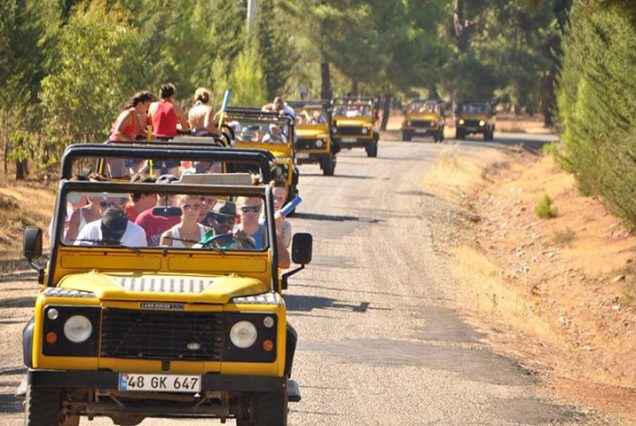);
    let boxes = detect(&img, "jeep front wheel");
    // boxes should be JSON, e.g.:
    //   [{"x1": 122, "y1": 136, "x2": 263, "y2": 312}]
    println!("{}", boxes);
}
[
  {"x1": 251, "y1": 392, "x2": 288, "y2": 426},
  {"x1": 25, "y1": 385, "x2": 79, "y2": 426},
  {"x1": 402, "y1": 130, "x2": 412, "y2": 142},
  {"x1": 322, "y1": 153, "x2": 335, "y2": 176}
]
